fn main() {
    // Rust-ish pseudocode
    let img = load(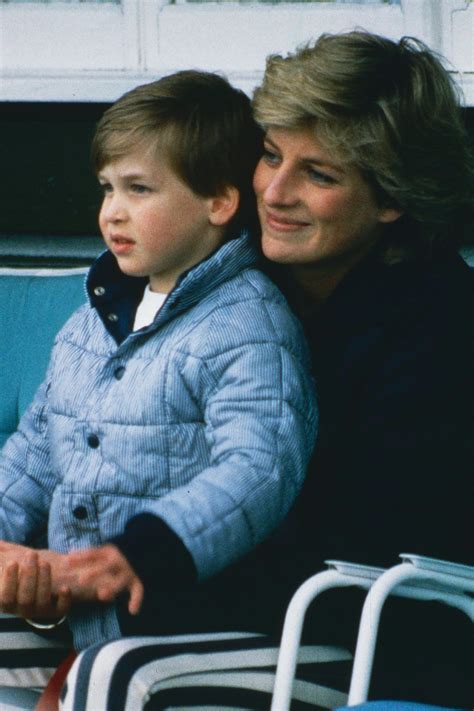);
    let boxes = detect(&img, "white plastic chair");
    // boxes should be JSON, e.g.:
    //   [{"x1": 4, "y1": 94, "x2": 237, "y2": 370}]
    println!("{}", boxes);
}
[
  {"x1": 271, "y1": 554, "x2": 474, "y2": 711},
  {"x1": 347, "y1": 554, "x2": 474, "y2": 705},
  {"x1": 271, "y1": 559, "x2": 385, "y2": 710}
]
